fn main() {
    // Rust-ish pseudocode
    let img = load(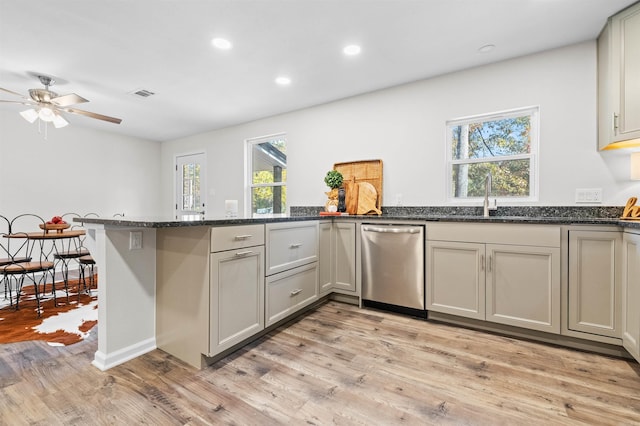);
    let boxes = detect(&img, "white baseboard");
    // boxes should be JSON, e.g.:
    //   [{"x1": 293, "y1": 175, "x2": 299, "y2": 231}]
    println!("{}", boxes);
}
[{"x1": 91, "y1": 337, "x2": 156, "y2": 371}]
